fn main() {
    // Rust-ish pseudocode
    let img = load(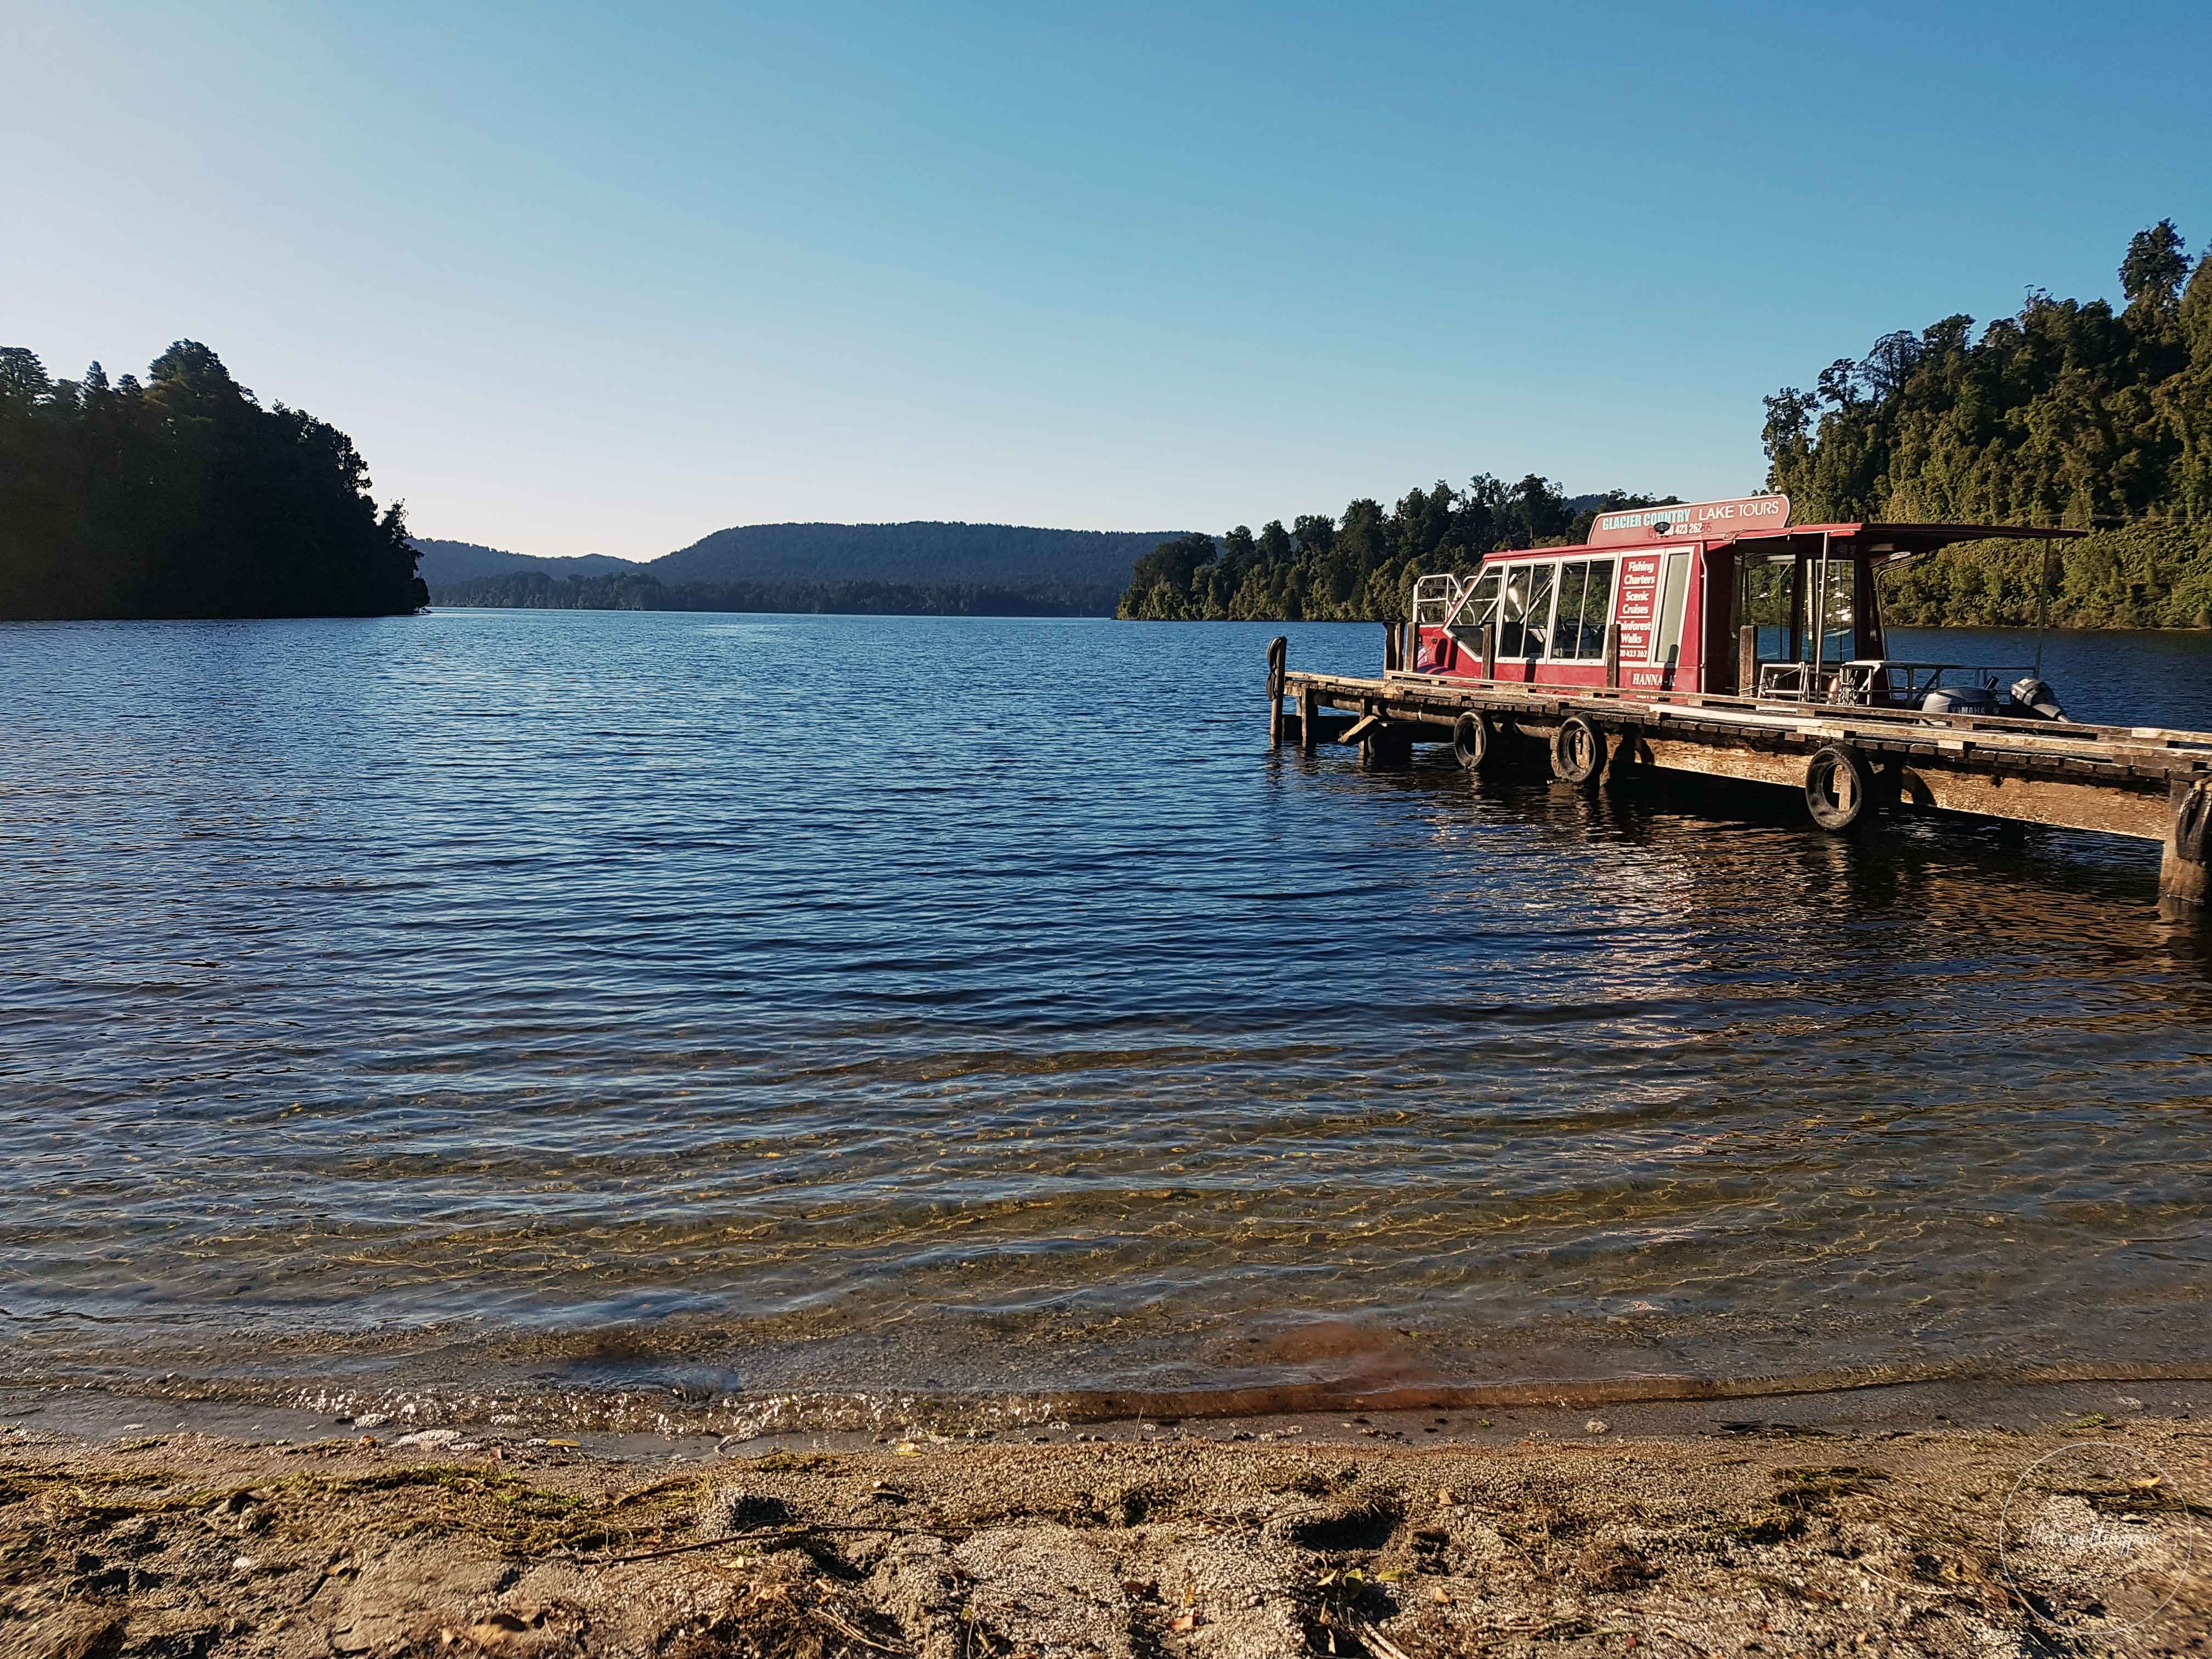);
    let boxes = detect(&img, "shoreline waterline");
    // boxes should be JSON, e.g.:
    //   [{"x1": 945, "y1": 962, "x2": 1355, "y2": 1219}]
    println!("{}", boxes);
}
[{"x1": 12, "y1": 1359, "x2": 2212, "y2": 1450}]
